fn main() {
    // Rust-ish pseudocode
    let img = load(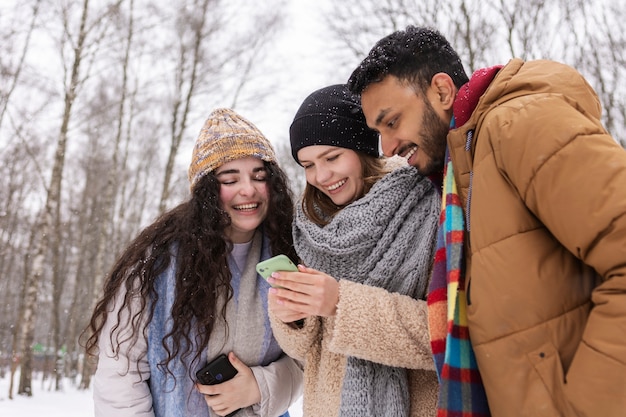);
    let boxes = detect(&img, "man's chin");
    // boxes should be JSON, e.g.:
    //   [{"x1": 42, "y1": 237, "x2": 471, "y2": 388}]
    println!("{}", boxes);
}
[{"x1": 415, "y1": 159, "x2": 443, "y2": 177}]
